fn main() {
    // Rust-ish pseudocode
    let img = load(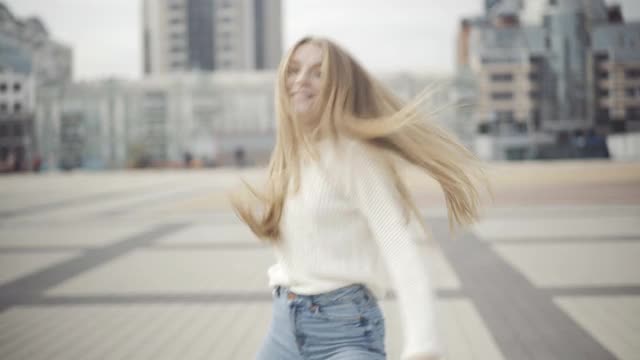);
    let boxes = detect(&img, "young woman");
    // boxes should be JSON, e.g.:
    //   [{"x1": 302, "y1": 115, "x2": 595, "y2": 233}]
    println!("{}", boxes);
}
[{"x1": 232, "y1": 36, "x2": 490, "y2": 360}]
